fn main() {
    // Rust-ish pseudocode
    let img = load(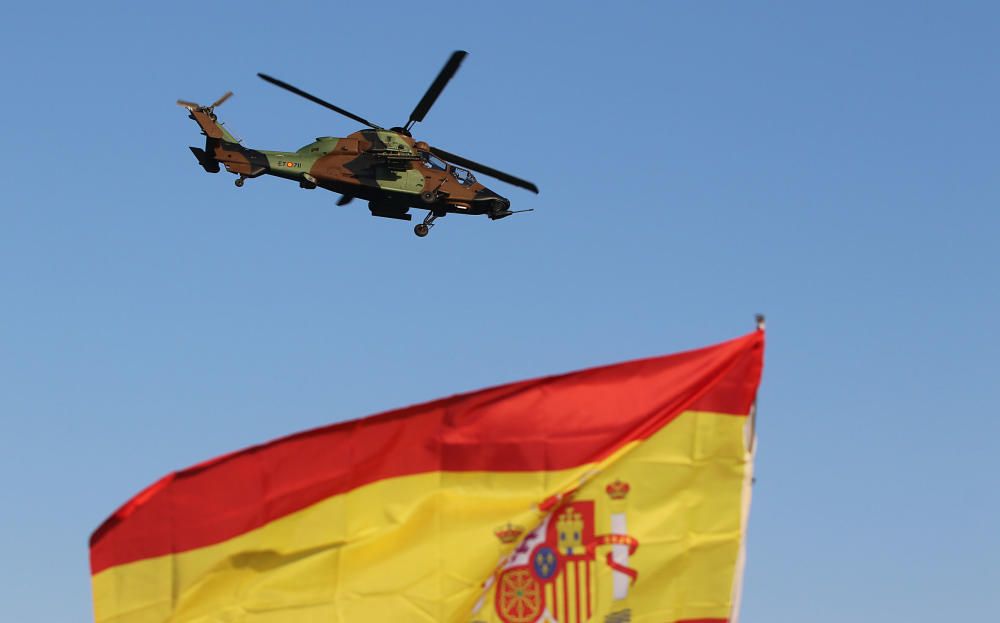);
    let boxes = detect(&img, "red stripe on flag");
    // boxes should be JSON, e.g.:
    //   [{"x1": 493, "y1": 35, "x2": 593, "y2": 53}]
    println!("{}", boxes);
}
[
  {"x1": 90, "y1": 332, "x2": 763, "y2": 574},
  {"x1": 562, "y1": 565, "x2": 570, "y2": 623},
  {"x1": 573, "y1": 560, "x2": 581, "y2": 623}
]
